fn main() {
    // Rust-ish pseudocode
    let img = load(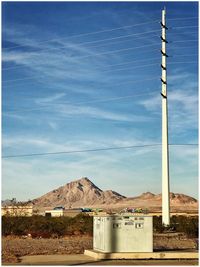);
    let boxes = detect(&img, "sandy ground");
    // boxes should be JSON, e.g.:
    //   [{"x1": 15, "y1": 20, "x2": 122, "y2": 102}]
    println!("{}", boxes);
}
[
  {"x1": 2, "y1": 233, "x2": 197, "y2": 264},
  {"x1": 2, "y1": 235, "x2": 93, "y2": 264},
  {"x1": 3, "y1": 255, "x2": 199, "y2": 266}
]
